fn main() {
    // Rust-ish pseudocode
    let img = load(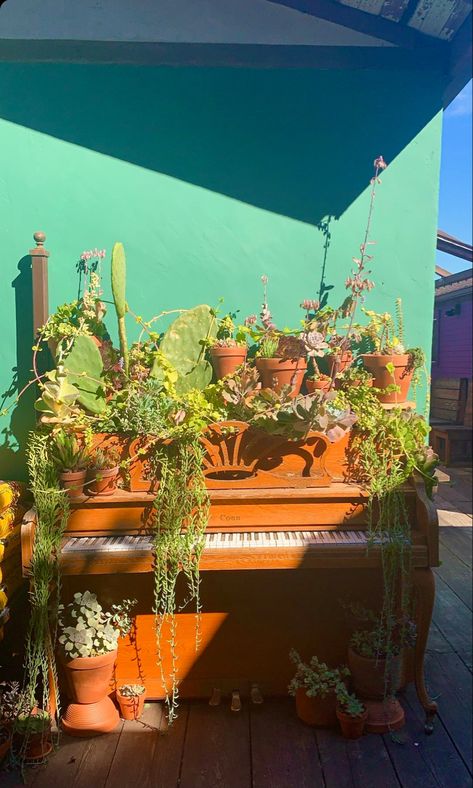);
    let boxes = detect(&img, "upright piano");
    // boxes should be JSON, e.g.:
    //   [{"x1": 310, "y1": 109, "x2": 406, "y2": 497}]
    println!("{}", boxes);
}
[{"x1": 21, "y1": 425, "x2": 439, "y2": 727}]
